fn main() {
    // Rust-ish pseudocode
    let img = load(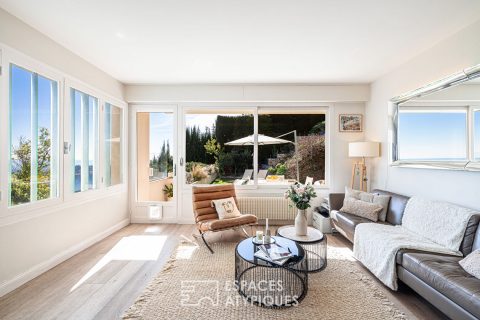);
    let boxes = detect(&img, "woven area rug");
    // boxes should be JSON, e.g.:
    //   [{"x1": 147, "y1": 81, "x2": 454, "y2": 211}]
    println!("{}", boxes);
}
[{"x1": 123, "y1": 240, "x2": 408, "y2": 320}]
